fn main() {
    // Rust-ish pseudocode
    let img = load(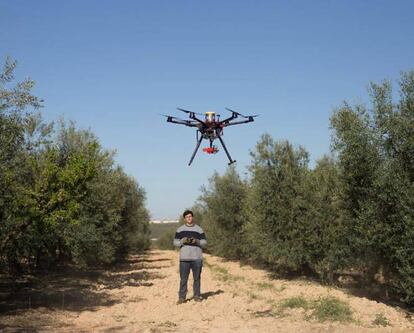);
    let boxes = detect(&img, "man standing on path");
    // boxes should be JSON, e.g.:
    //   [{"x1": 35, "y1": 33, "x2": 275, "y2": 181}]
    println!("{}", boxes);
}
[{"x1": 173, "y1": 210, "x2": 207, "y2": 304}]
